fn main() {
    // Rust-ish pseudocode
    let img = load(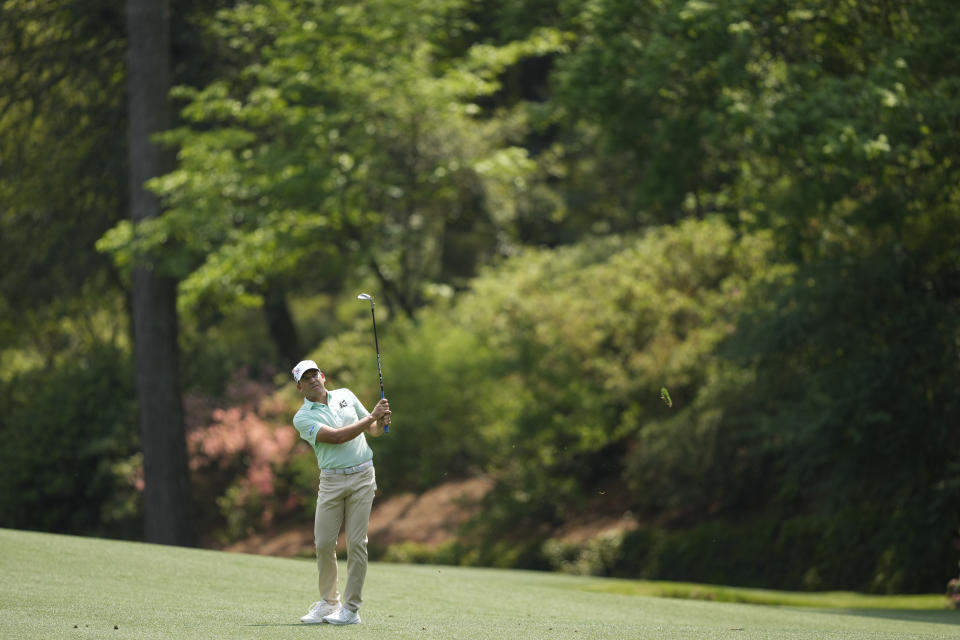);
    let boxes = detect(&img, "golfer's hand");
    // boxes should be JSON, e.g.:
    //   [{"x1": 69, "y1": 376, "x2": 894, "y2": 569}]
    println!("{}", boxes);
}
[{"x1": 371, "y1": 398, "x2": 390, "y2": 420}]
